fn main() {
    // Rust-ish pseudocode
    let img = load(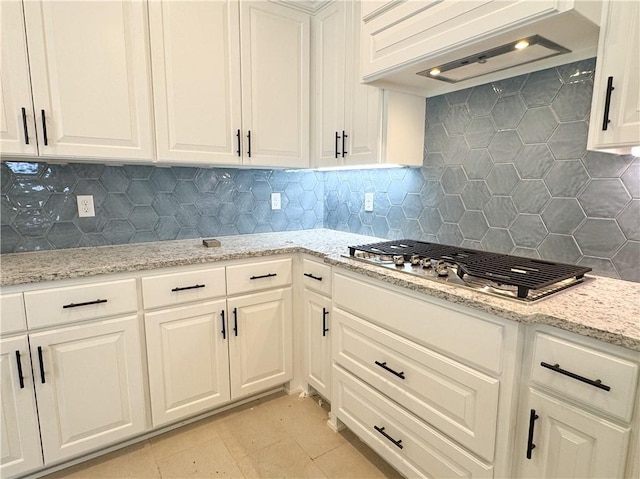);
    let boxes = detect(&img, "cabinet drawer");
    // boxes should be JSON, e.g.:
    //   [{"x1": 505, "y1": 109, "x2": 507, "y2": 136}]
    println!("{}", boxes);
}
[
  {"x1": 226, "y1": 258, "x2": 292, "y2": 295},
  {"x1": 24, "y1": 279, "x2": 138, "y2": 329},
  {"x1": 333, "y1": 366, "x2": 493, "y2": 479},
  {"x1": 531, "y1": 332, "x2": 639, "y2": 422},
  {"x1": 334, "y1": 308, "x2": 499, "y2": 461},
  {"x1": 142, "y1": 267, "x2": 226, "y2": 310},
  {"x1": 301, "y1": 258, "x2": 331, "y2": 296},
  {"x1": 0, "y1": 293, "x2": 26, "y2": 334}
]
